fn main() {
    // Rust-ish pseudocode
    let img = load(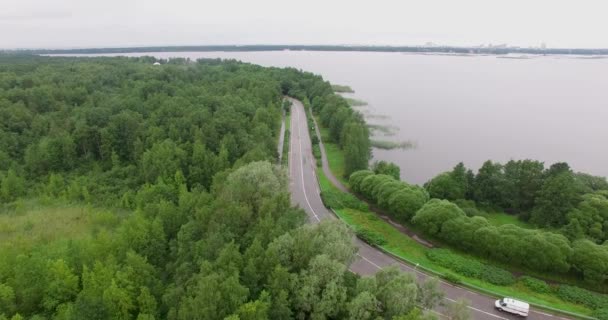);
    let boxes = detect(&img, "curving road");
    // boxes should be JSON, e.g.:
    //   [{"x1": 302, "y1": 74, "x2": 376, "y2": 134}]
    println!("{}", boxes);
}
[{"x1": 286, "y1": 97, "x2": 567, "y2": 320}]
